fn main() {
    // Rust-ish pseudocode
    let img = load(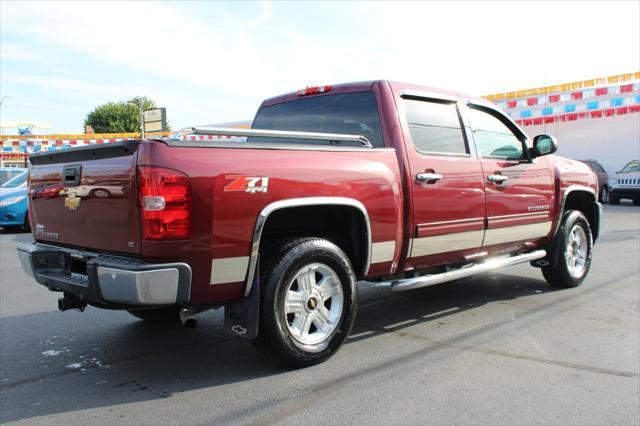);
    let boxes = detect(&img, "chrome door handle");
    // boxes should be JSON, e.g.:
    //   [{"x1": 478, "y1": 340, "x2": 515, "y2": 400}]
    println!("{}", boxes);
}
[
  {"x1": 487, "y1": 174, "x2": 508, "y2": 184},
  {"x1": 416, "y1": 173, "x2": 443, "y2": 183}
]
